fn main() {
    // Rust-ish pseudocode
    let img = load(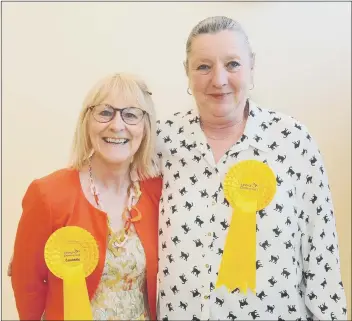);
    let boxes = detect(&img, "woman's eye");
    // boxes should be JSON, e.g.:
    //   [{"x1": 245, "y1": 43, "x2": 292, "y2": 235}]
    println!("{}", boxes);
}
[
  {"x1": 197, "y1": 64, "x2": 210, "y2": 71},
  {"x1": 227, "y1": 61, "x2": 241, "y2": 70},
  {"x1": 100, "y1": 110, "x2": 113, "y2": 116},
  {"x1": 125, "y1": 113, "x2": 137, "y2": 119}
]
